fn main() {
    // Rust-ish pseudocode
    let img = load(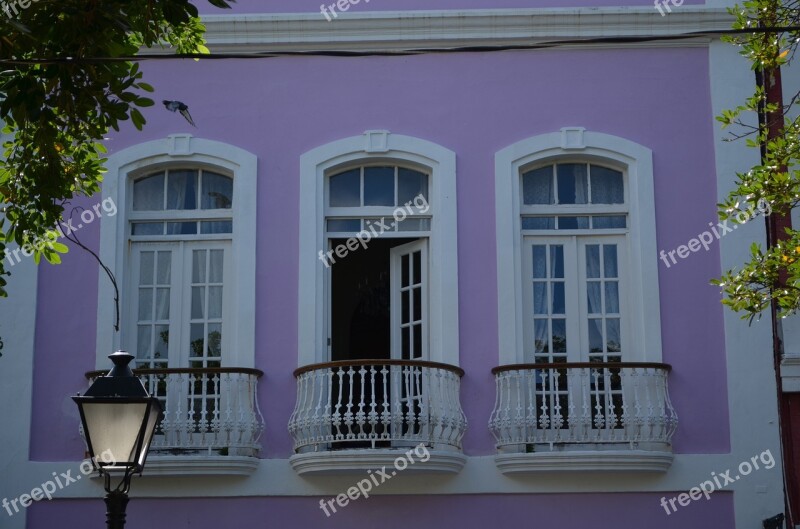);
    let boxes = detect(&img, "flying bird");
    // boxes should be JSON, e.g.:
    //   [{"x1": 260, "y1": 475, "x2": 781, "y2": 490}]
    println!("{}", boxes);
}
[{"x1": 162, "y1": 100, "x2": 197, "y2": 127}]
